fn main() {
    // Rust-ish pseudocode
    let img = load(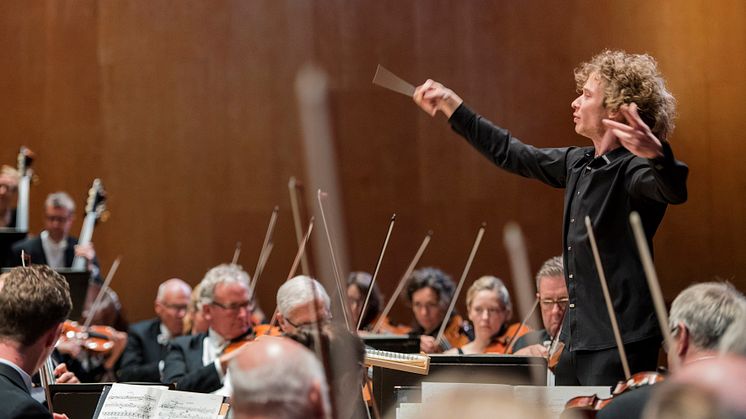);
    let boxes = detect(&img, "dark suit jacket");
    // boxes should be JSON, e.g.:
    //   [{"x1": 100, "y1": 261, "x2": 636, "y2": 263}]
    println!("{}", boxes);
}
[
  {"x1": 162, "y1": 333, "x2": 222, "y2": 393},
  {"x1": 9, "y1": 235, "x2": 101, "y2": 282},
  {"x1": 0, "y1": 363, "x2": 52, "y2": 419},
  {"x1": 118, "y1": 318, "x2": 167, "y2": 382},
  {"x1": 511, "y1": 329, "x2": 551, "y2": 352}
]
